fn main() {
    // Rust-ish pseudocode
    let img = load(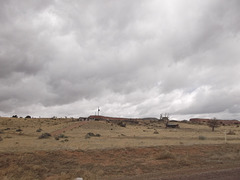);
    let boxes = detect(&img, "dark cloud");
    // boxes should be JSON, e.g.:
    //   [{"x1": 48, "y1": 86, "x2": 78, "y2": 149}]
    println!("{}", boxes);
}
[{"x1": 0, "y1": 0, "x2": 240, "y2": 119}]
